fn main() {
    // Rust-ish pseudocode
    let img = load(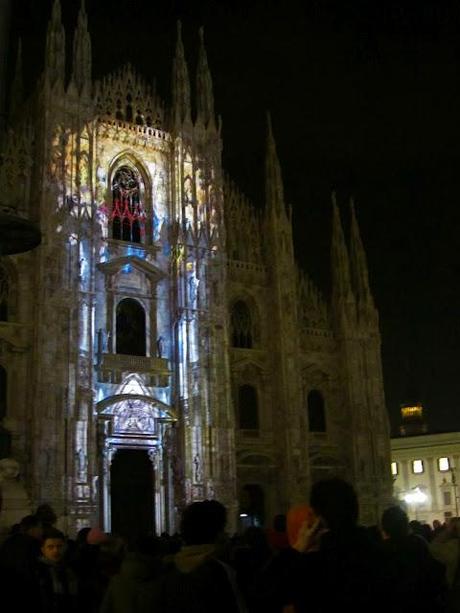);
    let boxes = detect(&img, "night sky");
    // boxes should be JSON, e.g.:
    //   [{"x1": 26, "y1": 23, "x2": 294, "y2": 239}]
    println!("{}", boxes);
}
[{"x1": 9, "y1": 0, "x2": 460, "y2": 435}]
